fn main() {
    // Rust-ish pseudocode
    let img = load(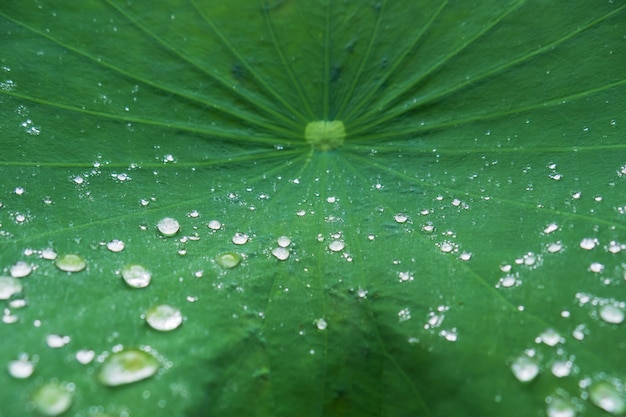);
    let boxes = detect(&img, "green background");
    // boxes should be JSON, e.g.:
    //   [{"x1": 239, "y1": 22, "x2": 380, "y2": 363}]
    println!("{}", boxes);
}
[{"x1": 1, "y1": 0, "x2": 625, "y2": 416}]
